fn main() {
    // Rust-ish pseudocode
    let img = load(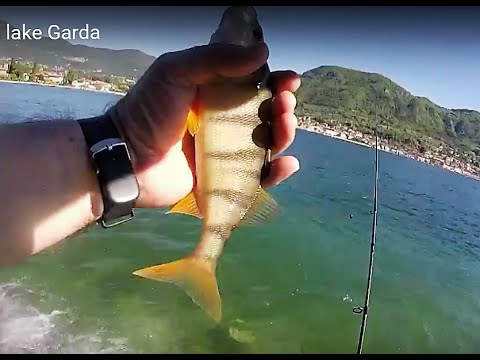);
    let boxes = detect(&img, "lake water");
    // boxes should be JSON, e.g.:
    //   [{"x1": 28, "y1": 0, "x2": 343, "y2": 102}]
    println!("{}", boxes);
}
[{"x1": 1, "y1": 81, "x2": 479, "y2": 354}]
